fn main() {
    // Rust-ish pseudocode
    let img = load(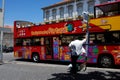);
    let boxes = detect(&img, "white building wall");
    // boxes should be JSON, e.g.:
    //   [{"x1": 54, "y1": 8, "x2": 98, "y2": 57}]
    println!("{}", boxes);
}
[
  {"x1": 2, "y1": 33, "x2": 13, "y2": 47},
  {"x1": 43, "y1": 0, "x2": 116, "y2": 23},
  {"x1": 0, "y1": 31, "x2": 13, "y2": 47},
  {"x1": 83, "y1": 0, "x2": 88, "y2": 12},
  {"x1": 64, "y1": 4, "x2": 68, "y2": 20},
  {"x1": 49, "y1": 9, "x2": 52, "y2": 21},
  {"x1": 57, "y1": 7, "x2": 60, "y2": 21}
]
